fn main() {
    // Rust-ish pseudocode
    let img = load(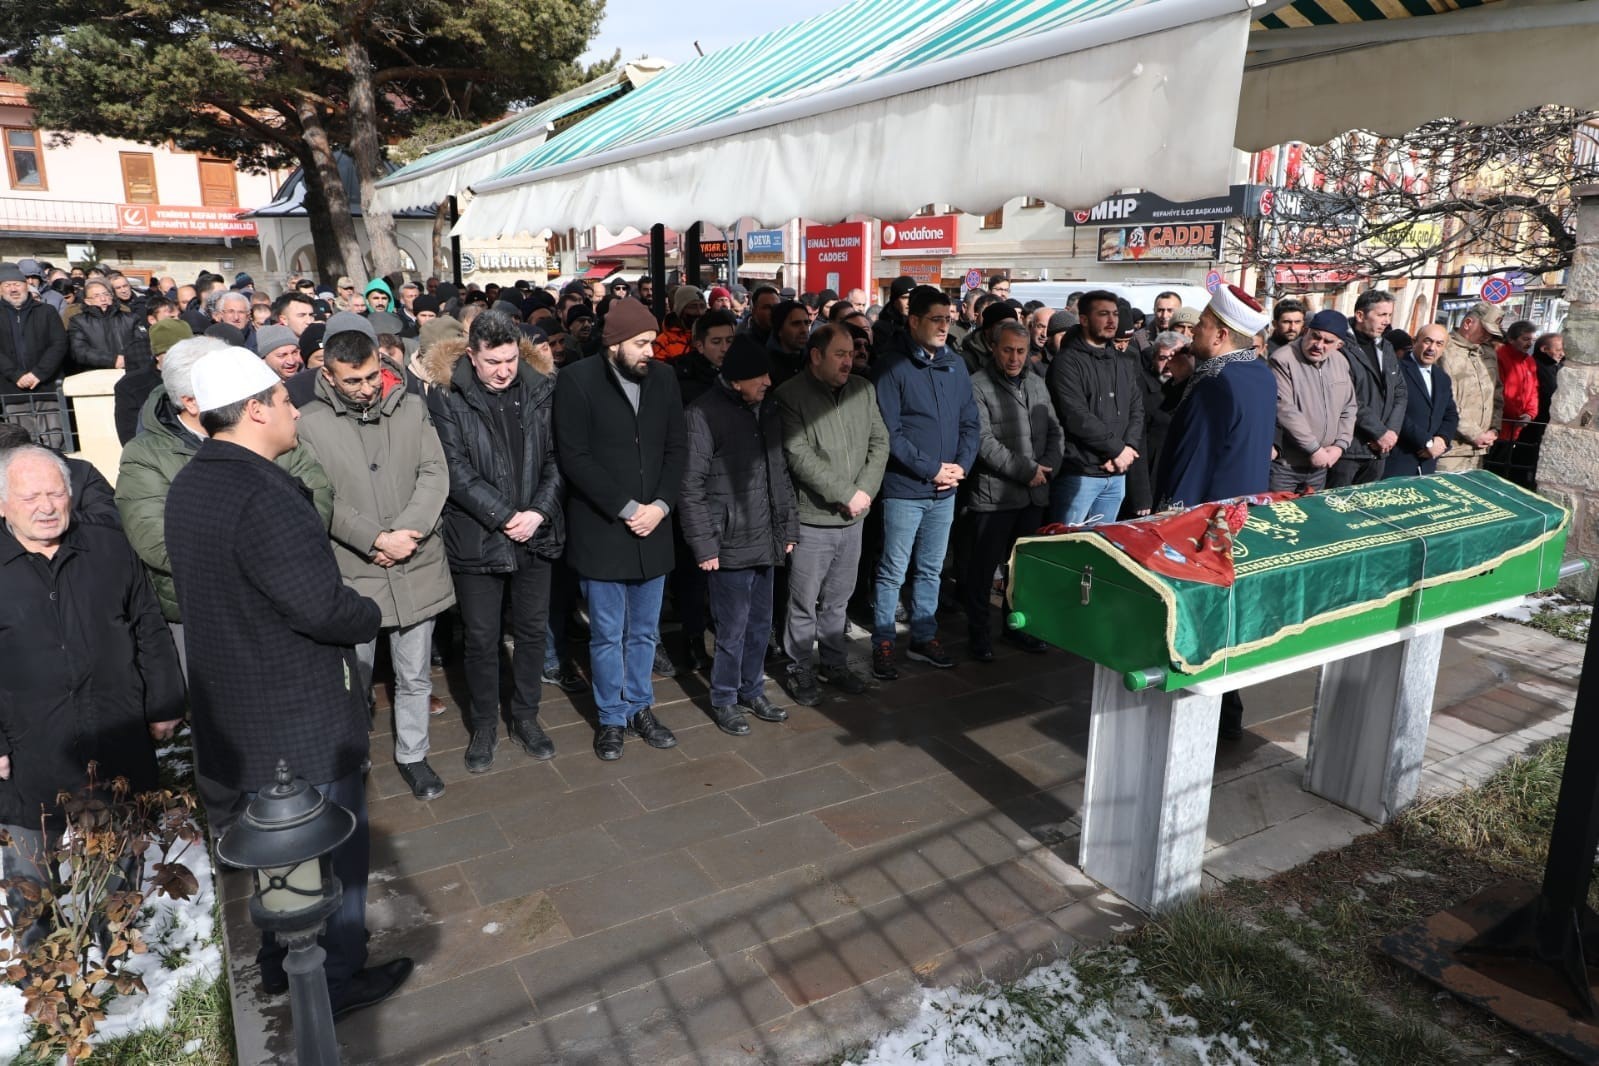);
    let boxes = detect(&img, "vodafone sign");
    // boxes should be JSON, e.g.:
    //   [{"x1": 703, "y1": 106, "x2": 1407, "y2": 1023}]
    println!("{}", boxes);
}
[{"x1": 880, "y1": 214, "x2": 958, "y2": 256}]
